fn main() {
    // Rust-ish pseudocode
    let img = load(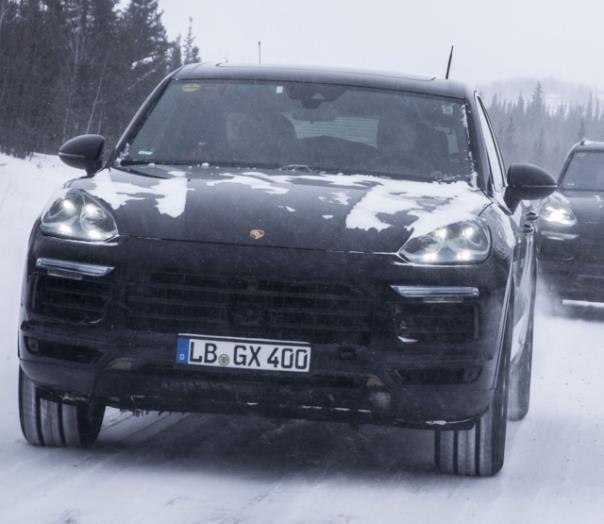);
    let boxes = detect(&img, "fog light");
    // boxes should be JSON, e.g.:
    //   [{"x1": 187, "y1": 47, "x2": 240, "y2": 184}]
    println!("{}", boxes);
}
[
  {"x1": 398, "y1": 319, "x2": 410, "y2": 333},
  {"x1": 25, "y1": 337, "x2": 40, "y2": 354},
  {"x1": 463, "y1": 367, "x2": 482, "y2": 383},
  {"x1": 397, "y1": 319, "x2": 418, "y2": 344}
]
